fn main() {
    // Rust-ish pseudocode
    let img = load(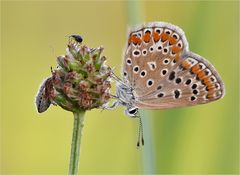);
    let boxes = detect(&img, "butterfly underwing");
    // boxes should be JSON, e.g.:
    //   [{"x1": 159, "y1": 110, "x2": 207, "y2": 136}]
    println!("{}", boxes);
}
[{"x1": 112, "y1": 21, "x2": 224, "y2": 116}]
